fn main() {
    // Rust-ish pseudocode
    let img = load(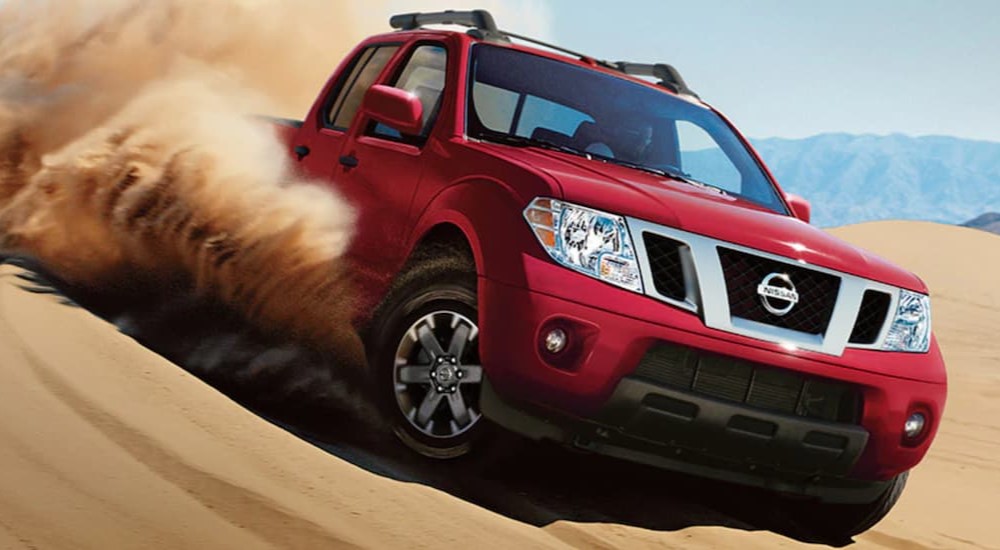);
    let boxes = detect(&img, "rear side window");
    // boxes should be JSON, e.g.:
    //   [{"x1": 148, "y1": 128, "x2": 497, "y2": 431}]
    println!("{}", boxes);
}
[
  {"x1": 368, "y1": 43, "x2": 448, "y2": 145},
  {"x1": 326, "y1": 45, "x2": 399, "y2": 130}
]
